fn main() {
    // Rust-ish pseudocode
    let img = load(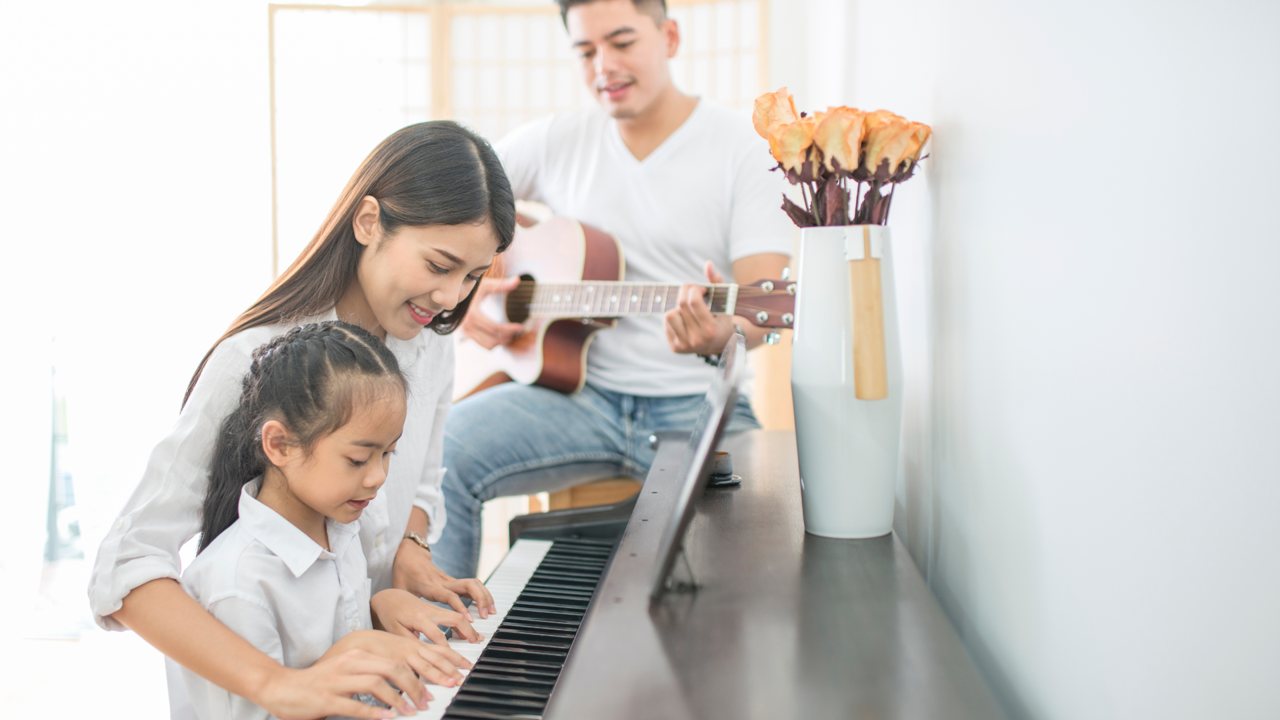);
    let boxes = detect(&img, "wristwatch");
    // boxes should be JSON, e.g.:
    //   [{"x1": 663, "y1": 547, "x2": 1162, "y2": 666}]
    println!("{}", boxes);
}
[{"x1": 404, "y1": 531, "x2": 431, "y2": 553}]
